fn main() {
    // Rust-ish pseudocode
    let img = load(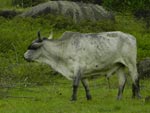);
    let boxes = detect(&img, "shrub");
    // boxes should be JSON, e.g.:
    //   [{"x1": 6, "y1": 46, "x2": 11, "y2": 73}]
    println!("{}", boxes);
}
[
  {"x1": 102, "y1": 0, "x2": 150, "y2": 12},
  {"x1": 12, "y1": 0, "x2": 47, "y2": 8}
]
